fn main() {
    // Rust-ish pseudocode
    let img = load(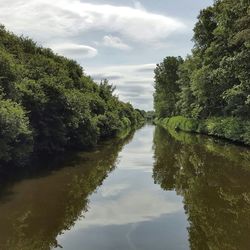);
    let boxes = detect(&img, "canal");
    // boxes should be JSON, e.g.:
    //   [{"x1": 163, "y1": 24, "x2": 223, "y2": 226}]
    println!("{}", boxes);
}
[{"x1": 0, "y1": 125, "x2": 250, "y2": 250}]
